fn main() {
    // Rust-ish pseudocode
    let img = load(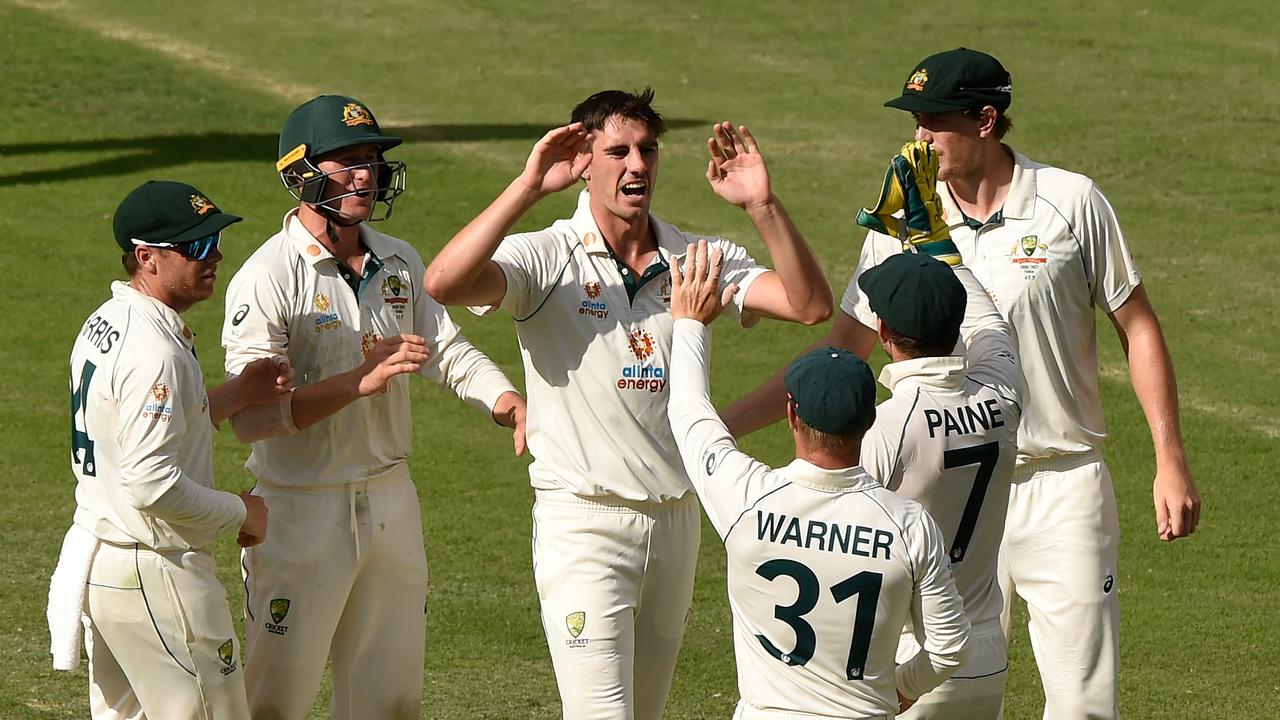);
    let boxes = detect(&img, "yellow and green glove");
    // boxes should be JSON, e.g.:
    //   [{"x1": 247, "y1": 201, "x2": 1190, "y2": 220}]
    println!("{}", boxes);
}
[{"x1": 855, "y1": 140, "x2": 961, "y2": 266}]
